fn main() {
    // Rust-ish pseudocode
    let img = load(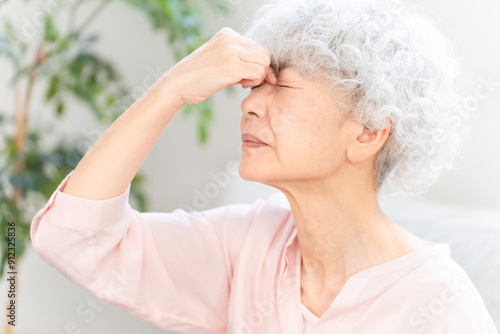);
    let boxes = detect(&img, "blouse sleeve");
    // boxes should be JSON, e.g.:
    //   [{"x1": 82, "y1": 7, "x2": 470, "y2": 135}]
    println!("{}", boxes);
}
[{"x1": 30, "y1": 170, "x2": 262, "y2": 334}]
